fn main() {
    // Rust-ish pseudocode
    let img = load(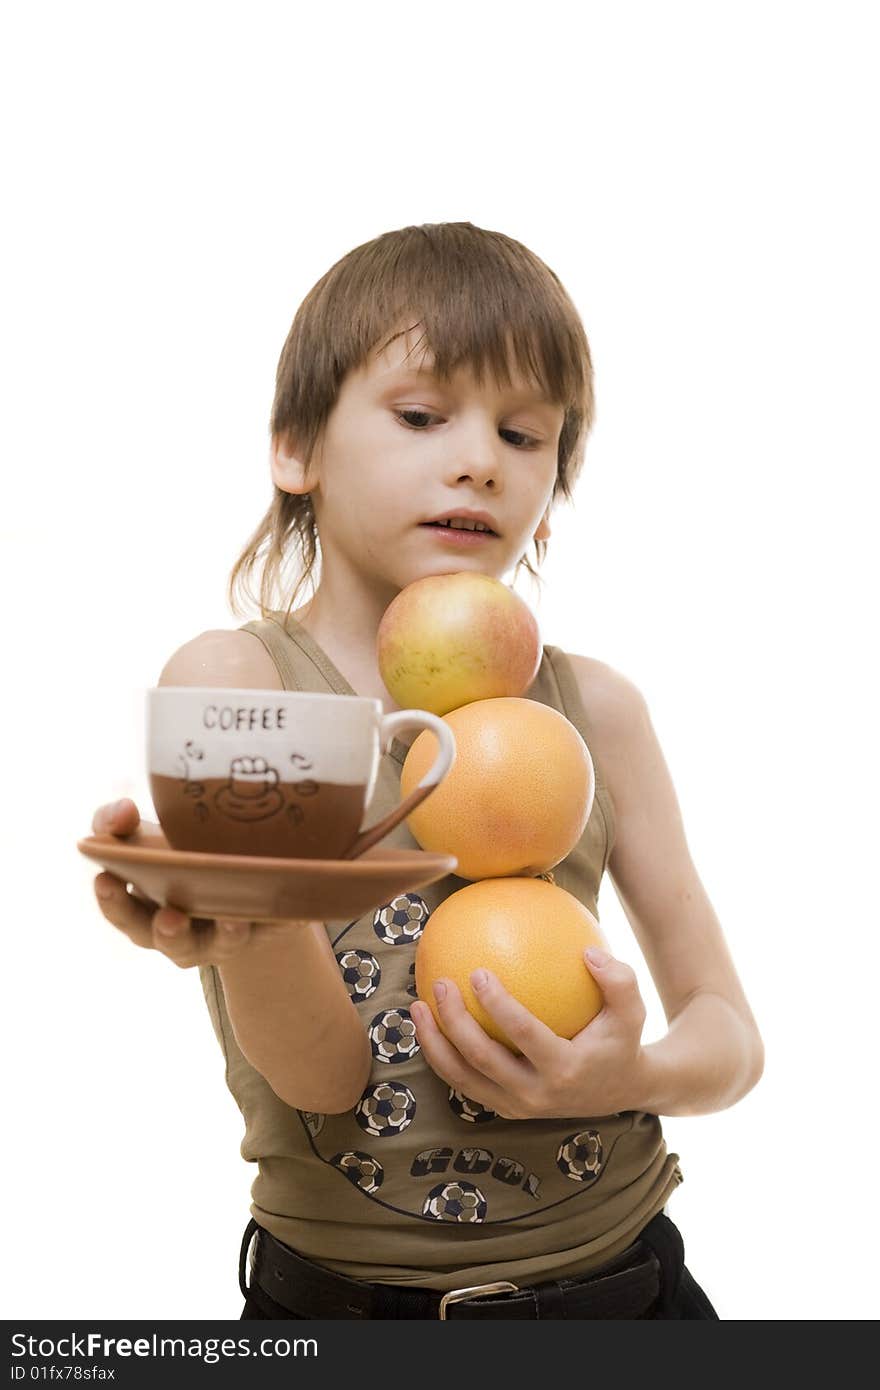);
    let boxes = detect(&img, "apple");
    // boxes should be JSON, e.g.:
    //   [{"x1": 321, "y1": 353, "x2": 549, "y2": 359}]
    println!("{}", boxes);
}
[{"x1": 377, "y1": 572, "x2": 542, "y2": 715}]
